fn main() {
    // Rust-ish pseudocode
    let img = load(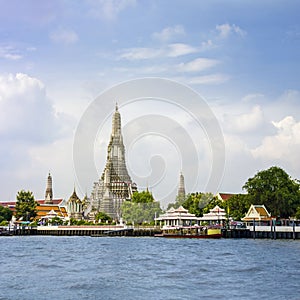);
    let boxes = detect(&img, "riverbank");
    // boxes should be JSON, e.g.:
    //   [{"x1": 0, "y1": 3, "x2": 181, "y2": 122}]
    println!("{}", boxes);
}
[
  {"x1": 9, "y1": 225, "x2": 161, "y2": 237},
  {"x1": 3, "y1": 225, "x2": 300, "y2": 239}
]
